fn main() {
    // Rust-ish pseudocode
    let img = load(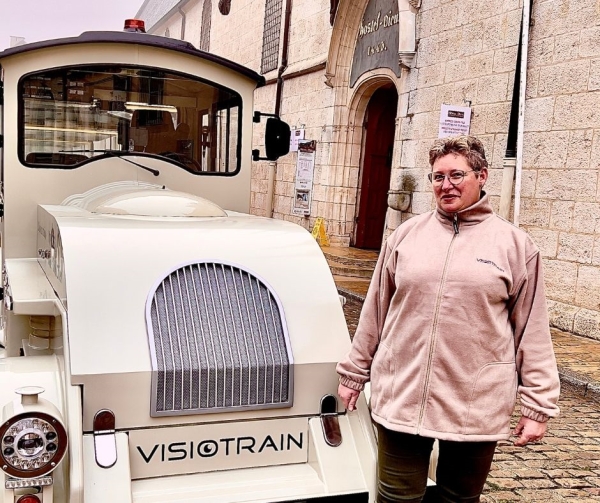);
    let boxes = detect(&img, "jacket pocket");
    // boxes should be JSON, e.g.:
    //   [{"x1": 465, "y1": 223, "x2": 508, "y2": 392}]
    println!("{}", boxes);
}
[
  {"x1": 464, "y1": 362, "x2": 517, "y2": 435},
  {"x1": 369, "y1": 343, "x2": 392, "y2": 415}
]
